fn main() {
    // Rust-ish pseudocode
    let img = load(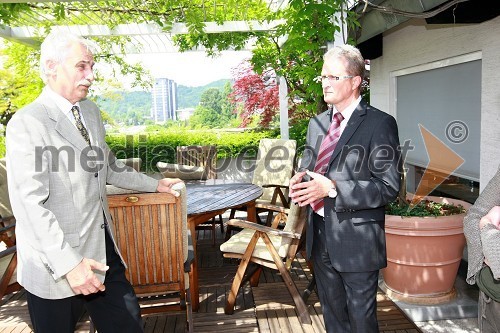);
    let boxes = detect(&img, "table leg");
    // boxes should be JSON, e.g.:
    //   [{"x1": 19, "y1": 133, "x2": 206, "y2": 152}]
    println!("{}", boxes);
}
[
  {"x1": 187, "y1": 210, "x2": 225, "y2": 312},
  {"x1": 187, "y1": 218, "x2": 200, "y2": 312},
  {"x1": 246, "y1": 201, "x2": 258, "y2": 222}
]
